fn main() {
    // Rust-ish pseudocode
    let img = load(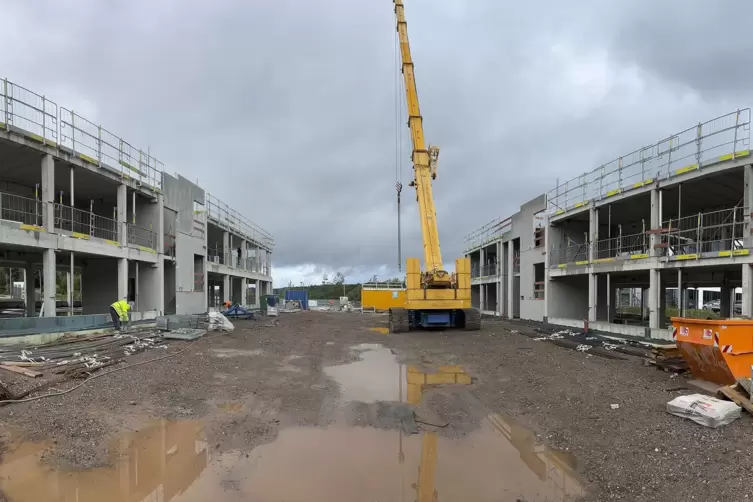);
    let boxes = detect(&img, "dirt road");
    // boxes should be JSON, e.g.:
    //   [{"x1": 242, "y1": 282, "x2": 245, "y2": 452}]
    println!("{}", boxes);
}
[{"x1": 0, "y1": 312, "x2": 750, "y2": 501}]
